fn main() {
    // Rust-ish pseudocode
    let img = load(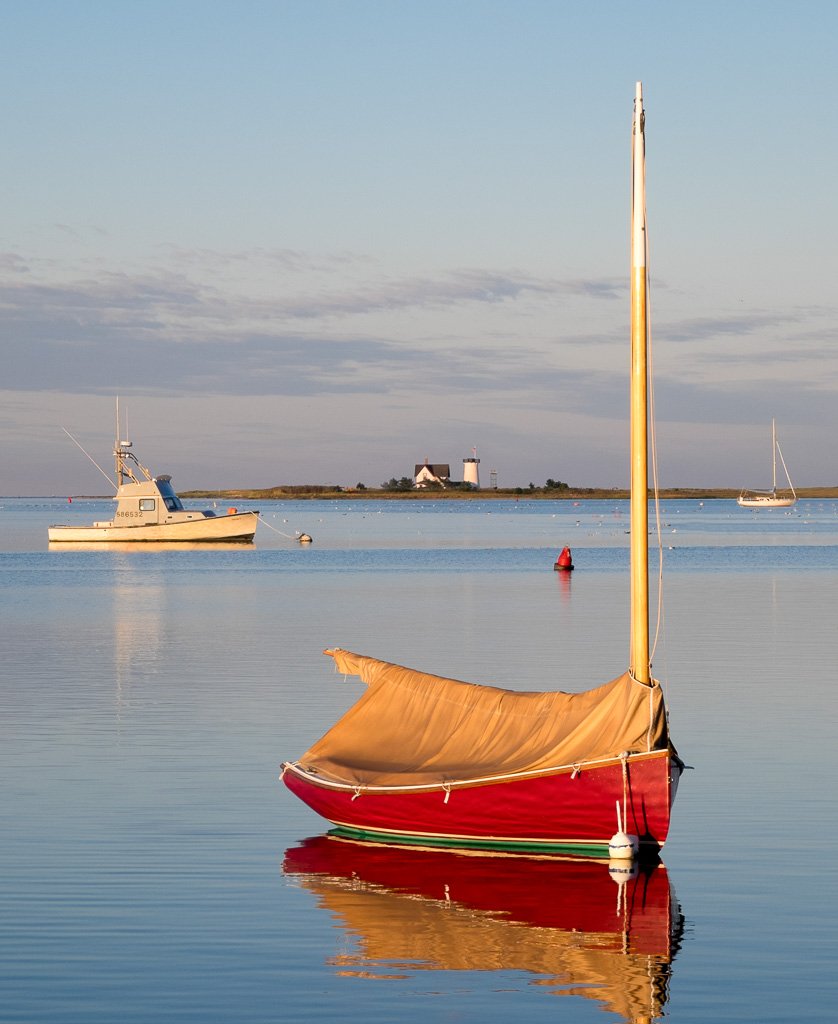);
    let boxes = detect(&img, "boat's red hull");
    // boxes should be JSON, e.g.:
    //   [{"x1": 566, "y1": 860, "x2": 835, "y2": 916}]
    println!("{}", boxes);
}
[{"x1": 283, "y1": 749, "x2": 677, "y2": 853}]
